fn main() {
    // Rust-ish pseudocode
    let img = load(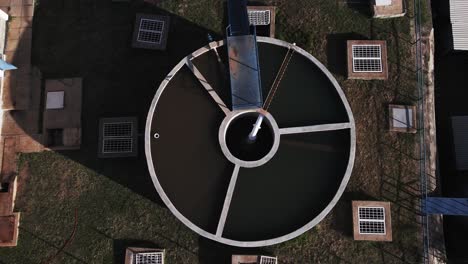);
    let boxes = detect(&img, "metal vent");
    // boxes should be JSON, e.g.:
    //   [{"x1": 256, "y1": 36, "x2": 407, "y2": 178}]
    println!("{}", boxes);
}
[
  {"x1": 358, "y1": 207, "x2": 386, "y2": 234},
  {"x1": 134, "y1": 252, "x2": 164, "y2": 264},
  {"x1": 352, "y1": 45, "x2": 383, "y2": 73},
  {"x1": 98, "y1": 117, "x2": 138, "y2": 158},
  {"x1": 137, "y1": 19, "x2": 165, "y2": 44},
  {"x1": 259, "y1": 256, "x2": 277, "y2": 264},
  {"x1": 248, "y1": 10, "x2": 271, "y2": 25}
]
